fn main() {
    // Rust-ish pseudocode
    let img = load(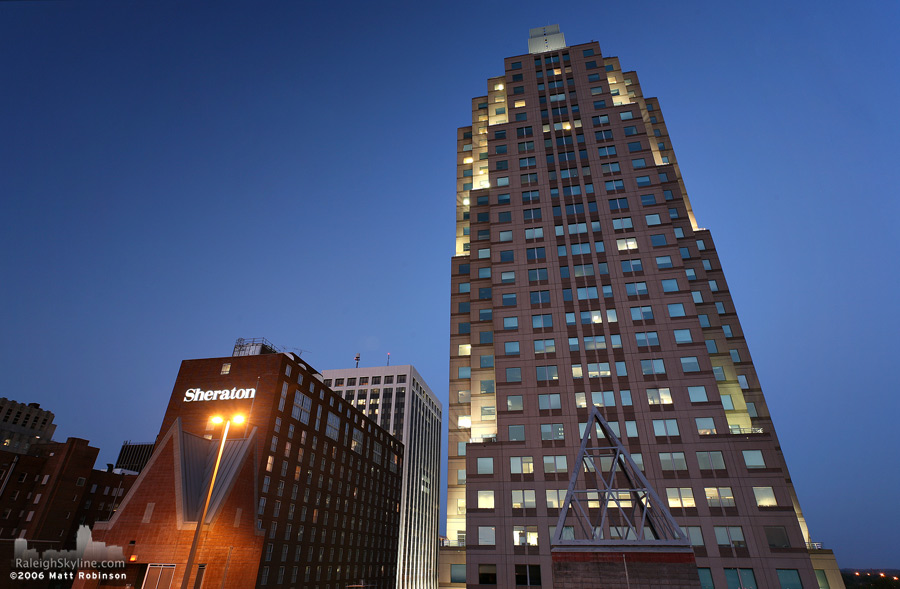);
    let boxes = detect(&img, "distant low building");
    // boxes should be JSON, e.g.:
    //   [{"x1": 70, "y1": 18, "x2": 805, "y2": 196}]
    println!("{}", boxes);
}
[
  {"x1": 0, "y1": 397, "x2": 56, "y2": 454},
  {"x1": 0, "y1": 437, "x2": 137, "y2": 583},
  {"x1": 114, "y1": 440, "x2": 154, "y2": 473}
]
